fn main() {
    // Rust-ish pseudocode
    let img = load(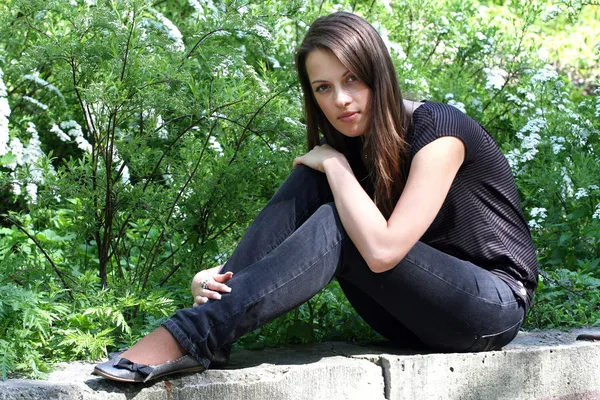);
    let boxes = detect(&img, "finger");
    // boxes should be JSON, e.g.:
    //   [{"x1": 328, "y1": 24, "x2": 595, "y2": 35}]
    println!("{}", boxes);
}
[
  {"x1": 292, "y1": 157, "x2": 302, "y2": 168},
  {"x1": 194, "y1": 295, "x2": 208, "y2": 305},
  {"x1": 210, "y1": 281, "x2": 232, "y2": 293},
  {"x1": 202, "y1": 289, "x2": 223, "y2": 300},
  {"x1": 213, "y1": 272, "x2": 233, "y2": 283}
]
